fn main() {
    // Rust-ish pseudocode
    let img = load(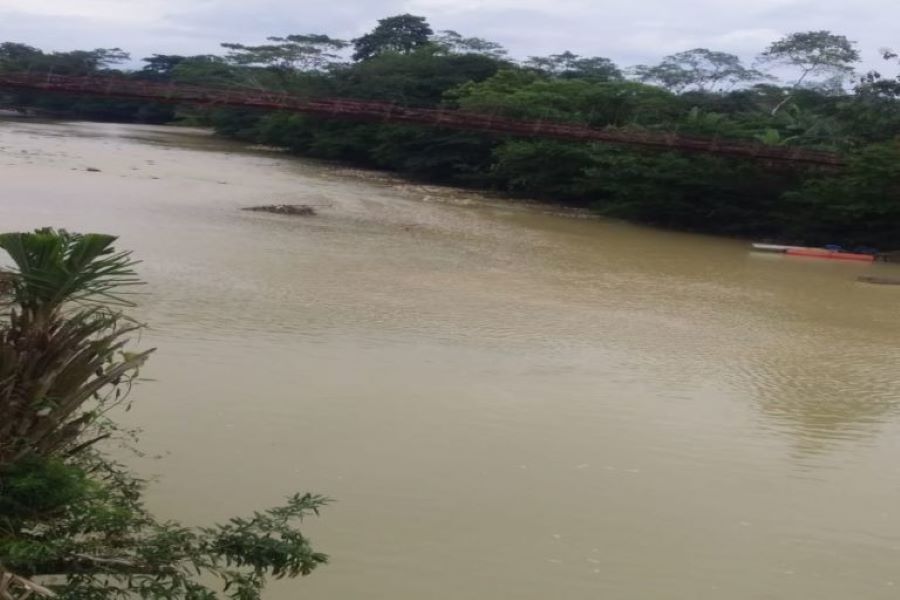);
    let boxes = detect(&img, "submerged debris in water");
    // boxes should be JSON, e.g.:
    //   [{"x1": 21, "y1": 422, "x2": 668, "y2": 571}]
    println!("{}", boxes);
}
[
  {"x1": 858, "y1": 276, "x2": 900, "y2": 286},
  {"x1": 242, "y1": 204, "x2": 317, "y2": 216}
]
